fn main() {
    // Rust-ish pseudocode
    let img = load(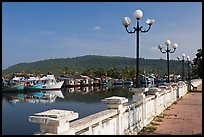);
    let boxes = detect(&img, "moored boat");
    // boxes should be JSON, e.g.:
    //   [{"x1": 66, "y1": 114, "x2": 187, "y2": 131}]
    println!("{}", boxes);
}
[
  {"x1": 24, "y1": 83, "x2": 43, "y2": 91},
  {"x1": 42, "y1": 81, "x2": 64, "y2": 90},
  {"x1": 40, "y1": 75, "x2": 64, "y2": 90},
  {"x1": 2, "y1": 82, "x2": 24, "y2": 92},
  {"x1": 24, "y1": 77, "x2": 43, "y2": 91}
]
